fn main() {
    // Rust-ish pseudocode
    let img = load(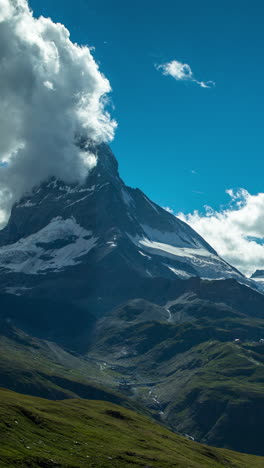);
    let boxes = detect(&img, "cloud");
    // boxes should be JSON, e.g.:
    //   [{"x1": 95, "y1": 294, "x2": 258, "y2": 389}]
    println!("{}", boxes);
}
[
  {"x1": 178, "y1": 189, "x2": 264, "y2": 277},
  {"x1": 0, "y1": 0, "x2": 117, "y2": 225},
  {"x1": 156, "y1": 60, "x2": 215, "y2": 88},
  {"x1": 163, "y1": 206, "x2": 174, "y2": 214}
]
